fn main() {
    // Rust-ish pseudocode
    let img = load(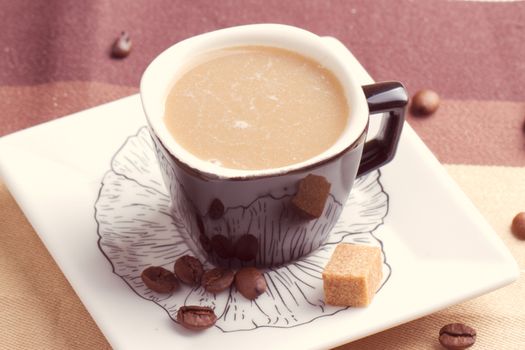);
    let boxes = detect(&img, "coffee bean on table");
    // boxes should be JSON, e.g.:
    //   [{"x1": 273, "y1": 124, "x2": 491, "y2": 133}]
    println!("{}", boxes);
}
[
  {"x1": 411, "y1": 89, "x2": 440, "y2": 116},
  {"x1": 174, "y1": 255, "x2": 204, "y2": 286},
  {"x1": 511, "y1": 212, "x2": 525, "y2": 240},
  {"x1": 234, "y1": 234, "x2": 259, "y2": 261},
  {"x1": 111, "y1": 31, "x2": 132, "y2": 58},
  {"x1": 202, "y1": 267, "x2": 235, "y2": 293},
  {"x1": 177, "y1": 305, "x2": 217, "y2": 331},
  {"x1": 211, "y1": 234, "x2": 234, "y2": 259},
  {"x1": 141, "y1": 266, "x2": 179, "y2": 293},
  {"x1": 208, "y1": 198, "x2": 225, "y2": 219},
  {"x1": 235, "y1": 267, "x2": 267, "y2": 300},
  {"x1": 439, "y1": 323, "x2": 476, "y2": 350}
]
